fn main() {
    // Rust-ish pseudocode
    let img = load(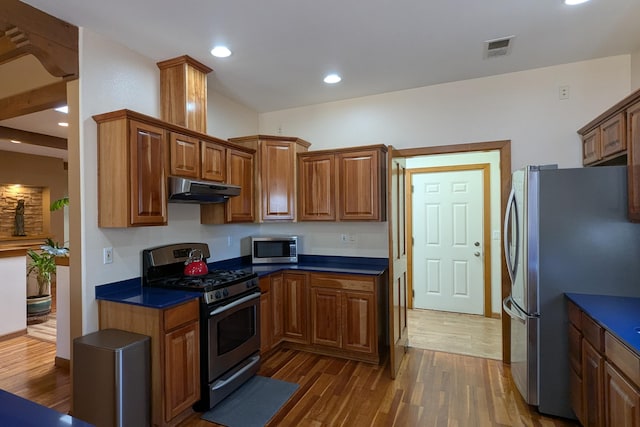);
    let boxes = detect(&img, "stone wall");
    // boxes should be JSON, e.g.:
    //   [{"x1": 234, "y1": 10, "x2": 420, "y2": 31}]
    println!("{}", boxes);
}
[
  {"x1": 0, "y1": 151, "x2": 65, "y2": 244},
  {"x1": 0, "y1": 185, "x2": 45, "y2": 238}
]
